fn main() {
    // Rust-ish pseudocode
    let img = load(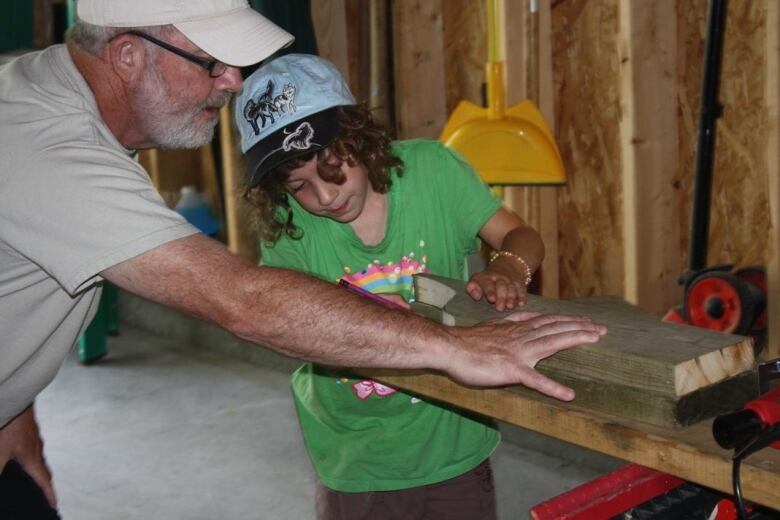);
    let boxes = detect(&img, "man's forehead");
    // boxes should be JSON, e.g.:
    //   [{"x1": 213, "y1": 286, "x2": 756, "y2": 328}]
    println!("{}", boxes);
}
[{"x1": 166, "y1": 27, "x2": 210, "y2": 56}]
